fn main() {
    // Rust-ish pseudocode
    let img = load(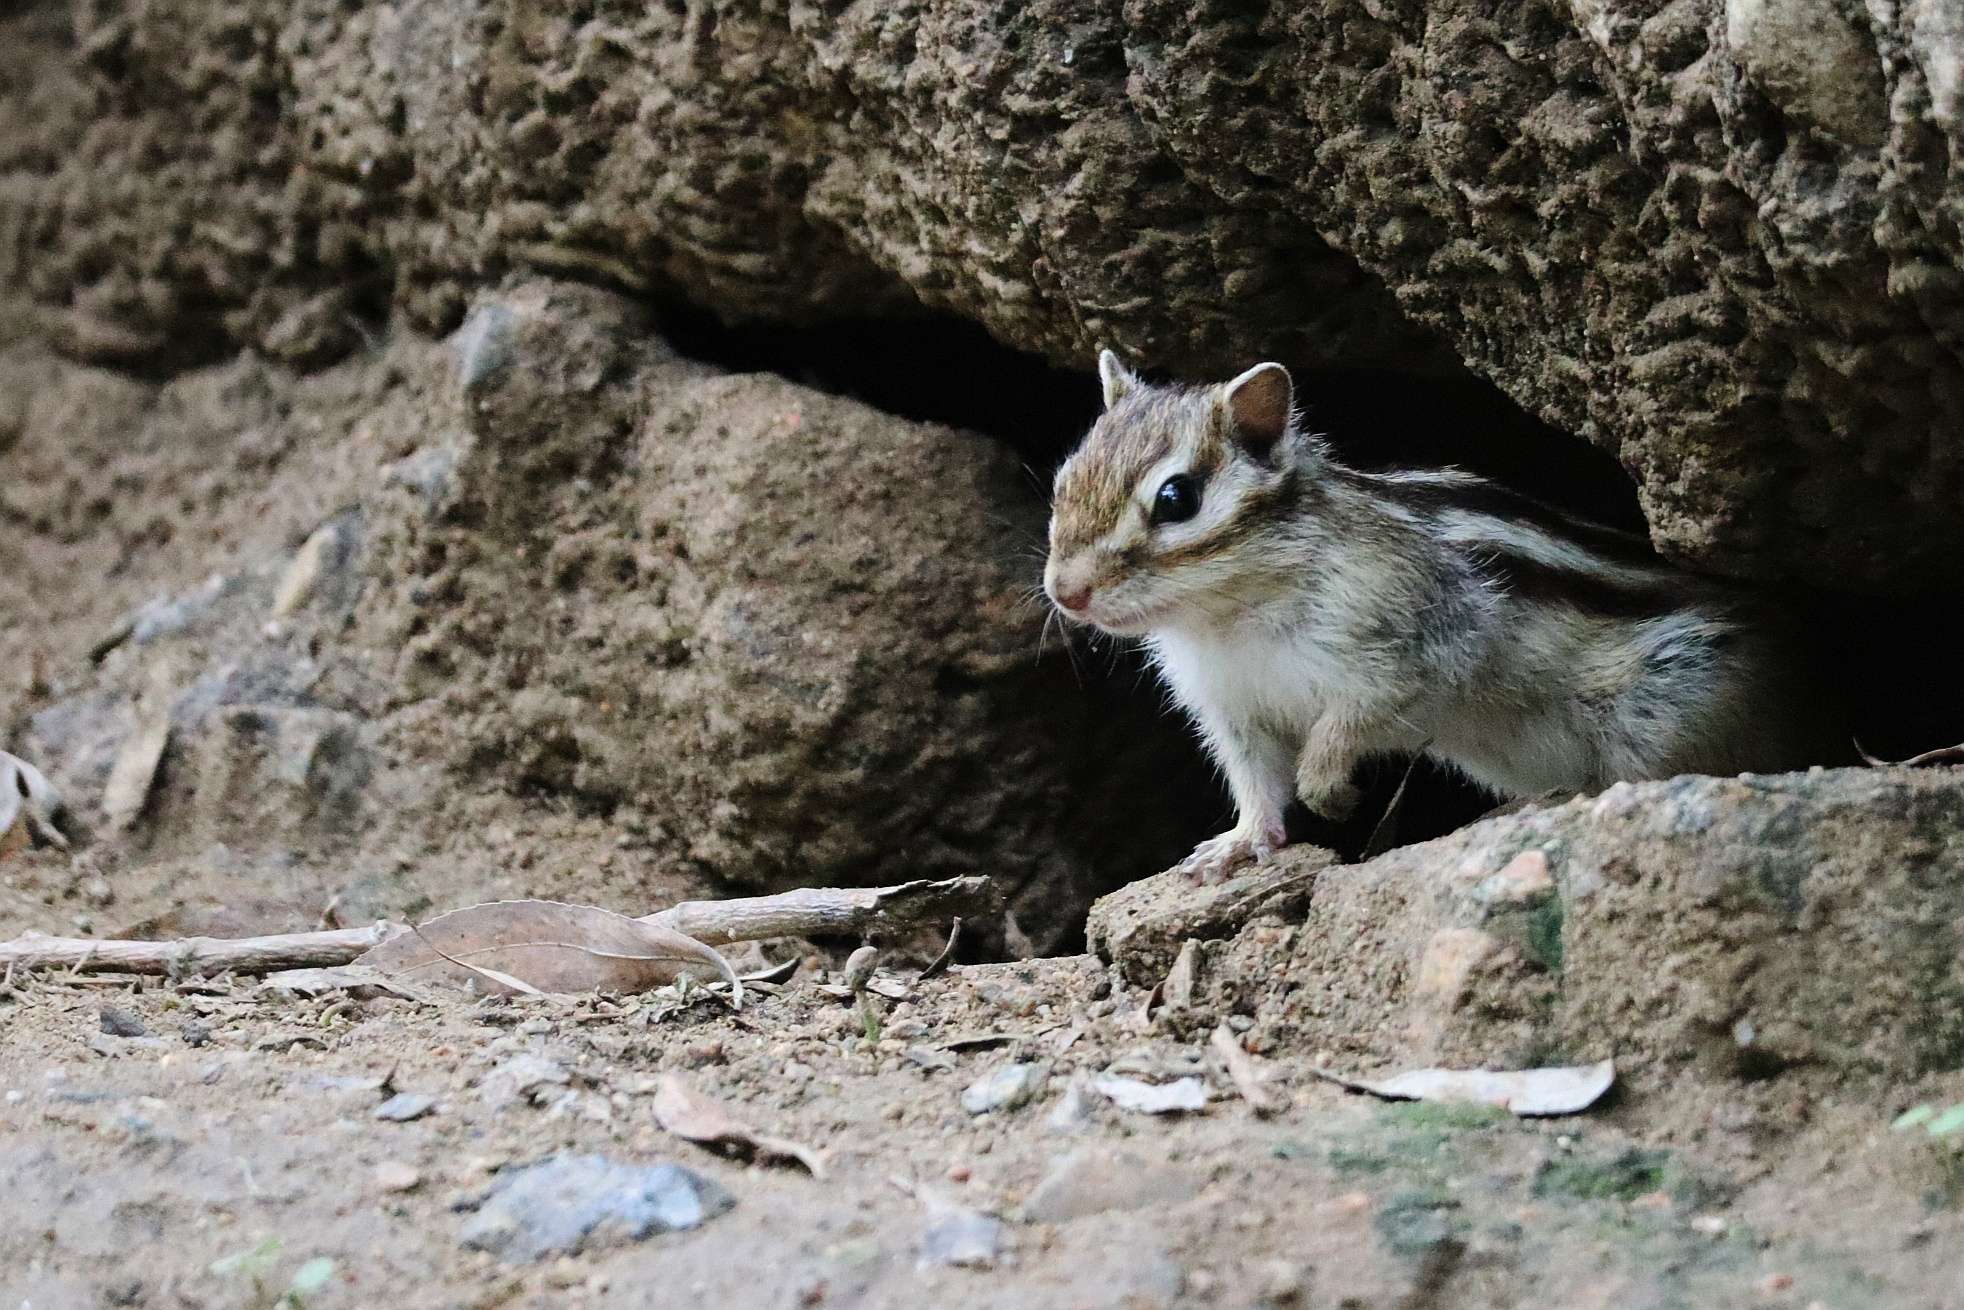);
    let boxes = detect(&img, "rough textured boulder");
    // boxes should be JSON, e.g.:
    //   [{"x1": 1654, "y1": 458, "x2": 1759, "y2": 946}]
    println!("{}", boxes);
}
[
  {"x1": 1, "y1": 280, "x2": 1211, "y2": 940},
  {"x1": 1120, "y1": 769, "x2": 1964, "y2": 1088},
  {"x1": 5, "y1": 0, "x2": 1964, "y2": 590}
]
